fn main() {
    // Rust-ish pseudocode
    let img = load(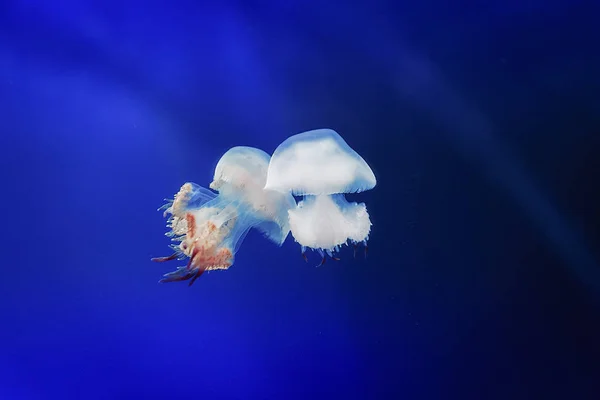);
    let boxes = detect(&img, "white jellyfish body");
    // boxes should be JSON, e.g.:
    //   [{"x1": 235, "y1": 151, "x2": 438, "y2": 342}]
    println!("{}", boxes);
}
[
  {"x1": 264, "y1": 129, "x2": 376, "y2": 262},
  {"x1": 152, "y1": 146, "x2": 296, "y2": 285}
]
